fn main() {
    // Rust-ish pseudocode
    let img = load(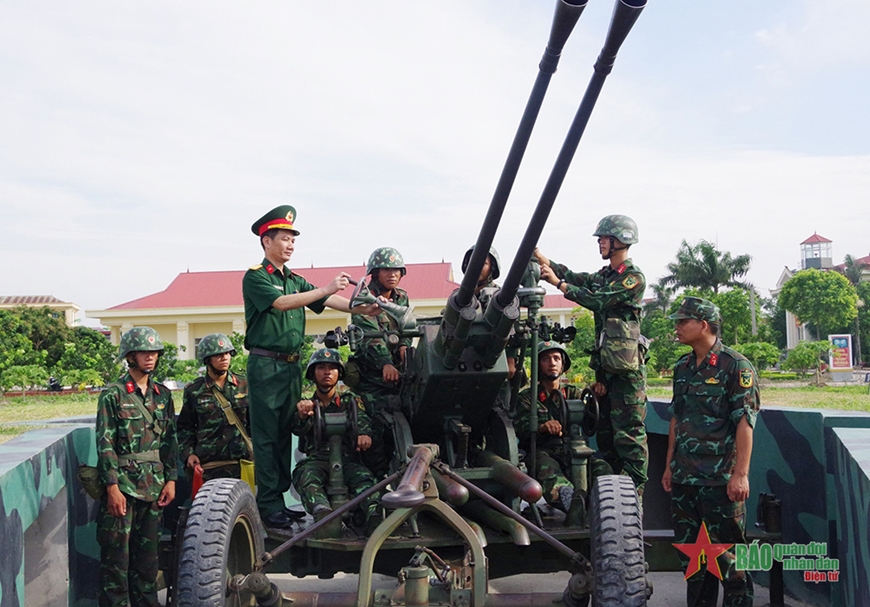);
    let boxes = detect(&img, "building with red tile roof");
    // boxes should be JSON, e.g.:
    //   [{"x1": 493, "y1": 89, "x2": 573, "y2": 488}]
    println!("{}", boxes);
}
[{"x1": 88, "y1": 263, "x2": 581, "y2": 359}]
